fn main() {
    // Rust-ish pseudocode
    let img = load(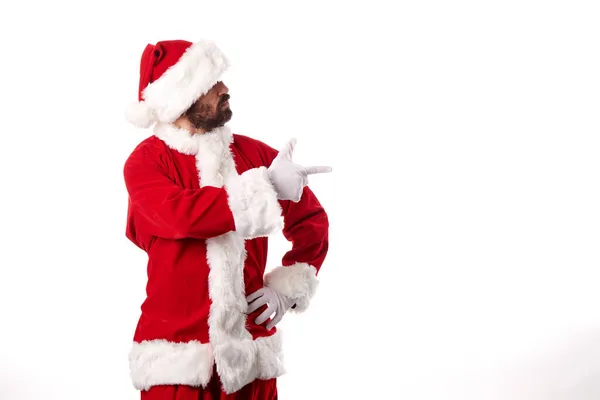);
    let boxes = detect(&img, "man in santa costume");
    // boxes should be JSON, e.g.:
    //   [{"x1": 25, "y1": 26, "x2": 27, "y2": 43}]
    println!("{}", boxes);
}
[{"x1": 122, "y1": 39, "x2": 330, "y2": 400}]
